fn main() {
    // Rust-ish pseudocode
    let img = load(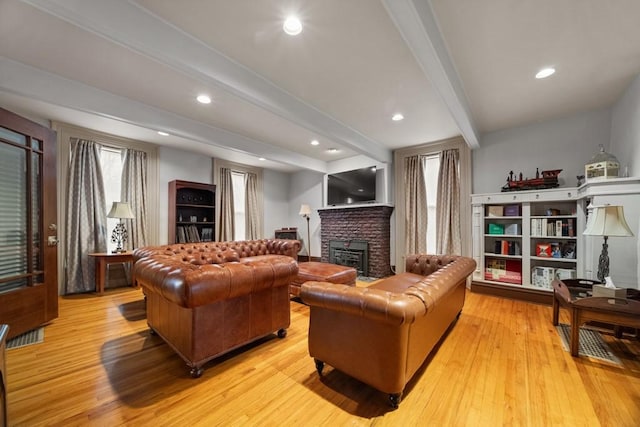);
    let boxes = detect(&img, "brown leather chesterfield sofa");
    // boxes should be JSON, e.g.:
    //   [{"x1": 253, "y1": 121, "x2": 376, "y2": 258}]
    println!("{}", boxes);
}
[
  {"x1": 300, "y1": 254, "x2": 476, "y2": 408},
  {"x1": 133, "y1": 239, "x2": 301, "y2": 377}
]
